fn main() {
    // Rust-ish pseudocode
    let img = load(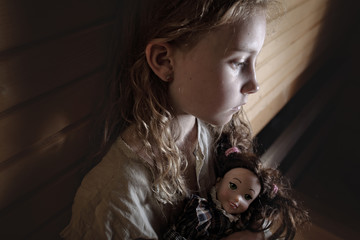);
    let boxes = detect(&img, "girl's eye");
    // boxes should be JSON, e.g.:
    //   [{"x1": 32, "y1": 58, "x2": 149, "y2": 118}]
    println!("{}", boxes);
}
[
  {"x1": 229, "y1": 182, "x2": 237, "y2": 190},
  {"x1": 232, "y1": 61, "x2": 246, "y2": 68},
  {"x1": 244, "y1": 194, "x2": 253, "y2": 201}
]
